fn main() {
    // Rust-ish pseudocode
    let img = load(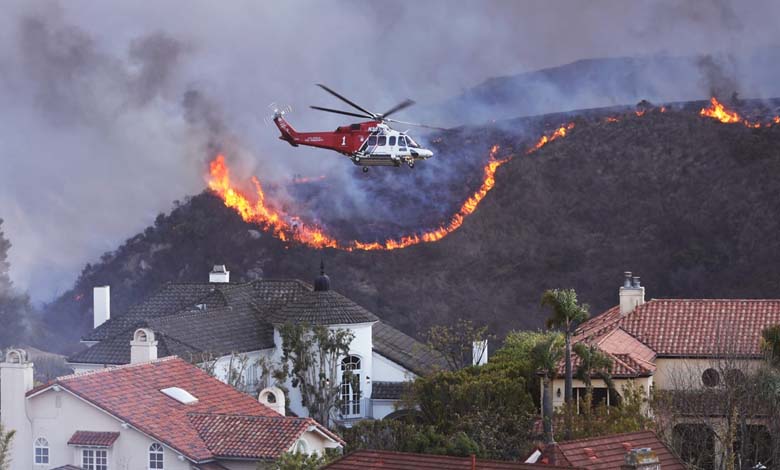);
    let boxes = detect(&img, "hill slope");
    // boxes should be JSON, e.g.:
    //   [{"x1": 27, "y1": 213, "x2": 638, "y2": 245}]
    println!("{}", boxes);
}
[{"x1": 42, "y1": 101, "x2": 780, "y2": 353}]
